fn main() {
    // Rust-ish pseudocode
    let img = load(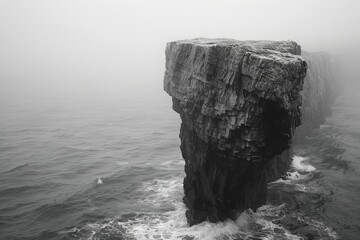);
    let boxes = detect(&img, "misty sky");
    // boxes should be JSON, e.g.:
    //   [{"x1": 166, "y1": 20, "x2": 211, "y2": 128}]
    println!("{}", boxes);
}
[{"x1": 1, "y1": 0, "x2": 359, "y2": 100}]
